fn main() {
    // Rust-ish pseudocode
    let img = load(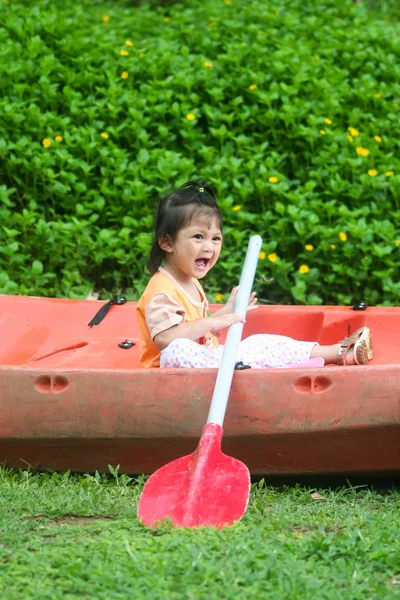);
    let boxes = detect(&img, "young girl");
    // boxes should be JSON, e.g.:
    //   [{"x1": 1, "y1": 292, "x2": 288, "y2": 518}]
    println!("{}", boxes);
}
[{"x1": 137, "y1": 181, "x2": 373, "y2": 369}]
